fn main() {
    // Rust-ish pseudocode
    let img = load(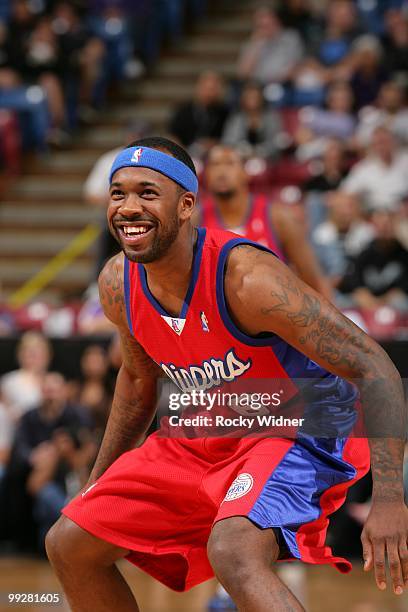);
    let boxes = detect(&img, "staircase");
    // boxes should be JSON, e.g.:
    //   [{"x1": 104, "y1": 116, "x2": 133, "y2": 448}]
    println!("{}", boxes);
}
[{"x1": 0, "y1": 0, "x2": 255, "y2": 303}]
